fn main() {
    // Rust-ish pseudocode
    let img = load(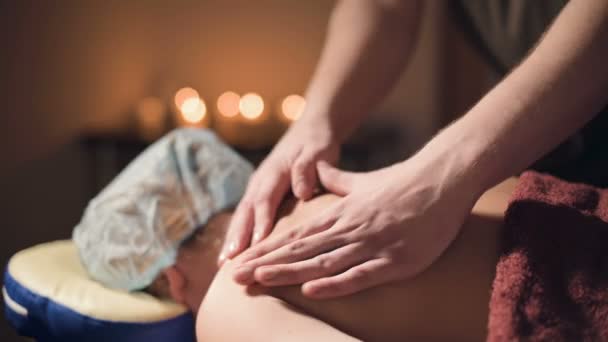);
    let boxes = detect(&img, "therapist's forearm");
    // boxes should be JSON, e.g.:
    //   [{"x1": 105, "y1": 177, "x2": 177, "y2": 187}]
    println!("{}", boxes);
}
[
  {"x1": 303, "y1": 0, "x2": 422, "y2": 143},
  {"x1": 411, "y1": 0, "x2": 608, "y2": 199}
]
